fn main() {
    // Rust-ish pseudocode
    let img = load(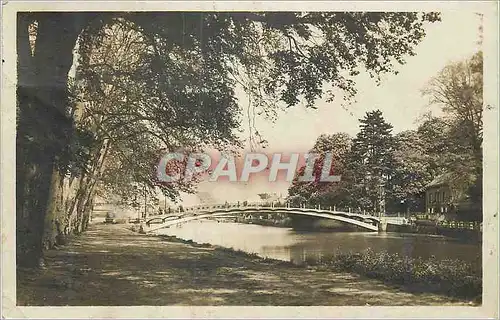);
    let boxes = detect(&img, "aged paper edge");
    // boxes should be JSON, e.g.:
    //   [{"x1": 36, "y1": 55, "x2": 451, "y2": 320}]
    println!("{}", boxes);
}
[{"x1": 1, "y1": 1, "x2": 498, "y2": 318}]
